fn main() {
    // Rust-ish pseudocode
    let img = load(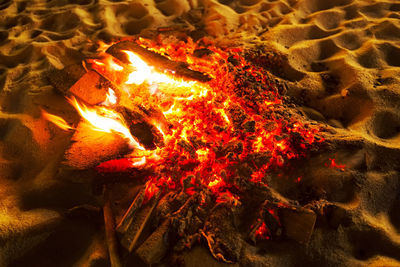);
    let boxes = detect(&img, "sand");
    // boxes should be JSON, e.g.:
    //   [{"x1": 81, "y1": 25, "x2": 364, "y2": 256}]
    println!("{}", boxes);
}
[{"x1": 1, "y1": 0, "x2": 400, "y2": 266}]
